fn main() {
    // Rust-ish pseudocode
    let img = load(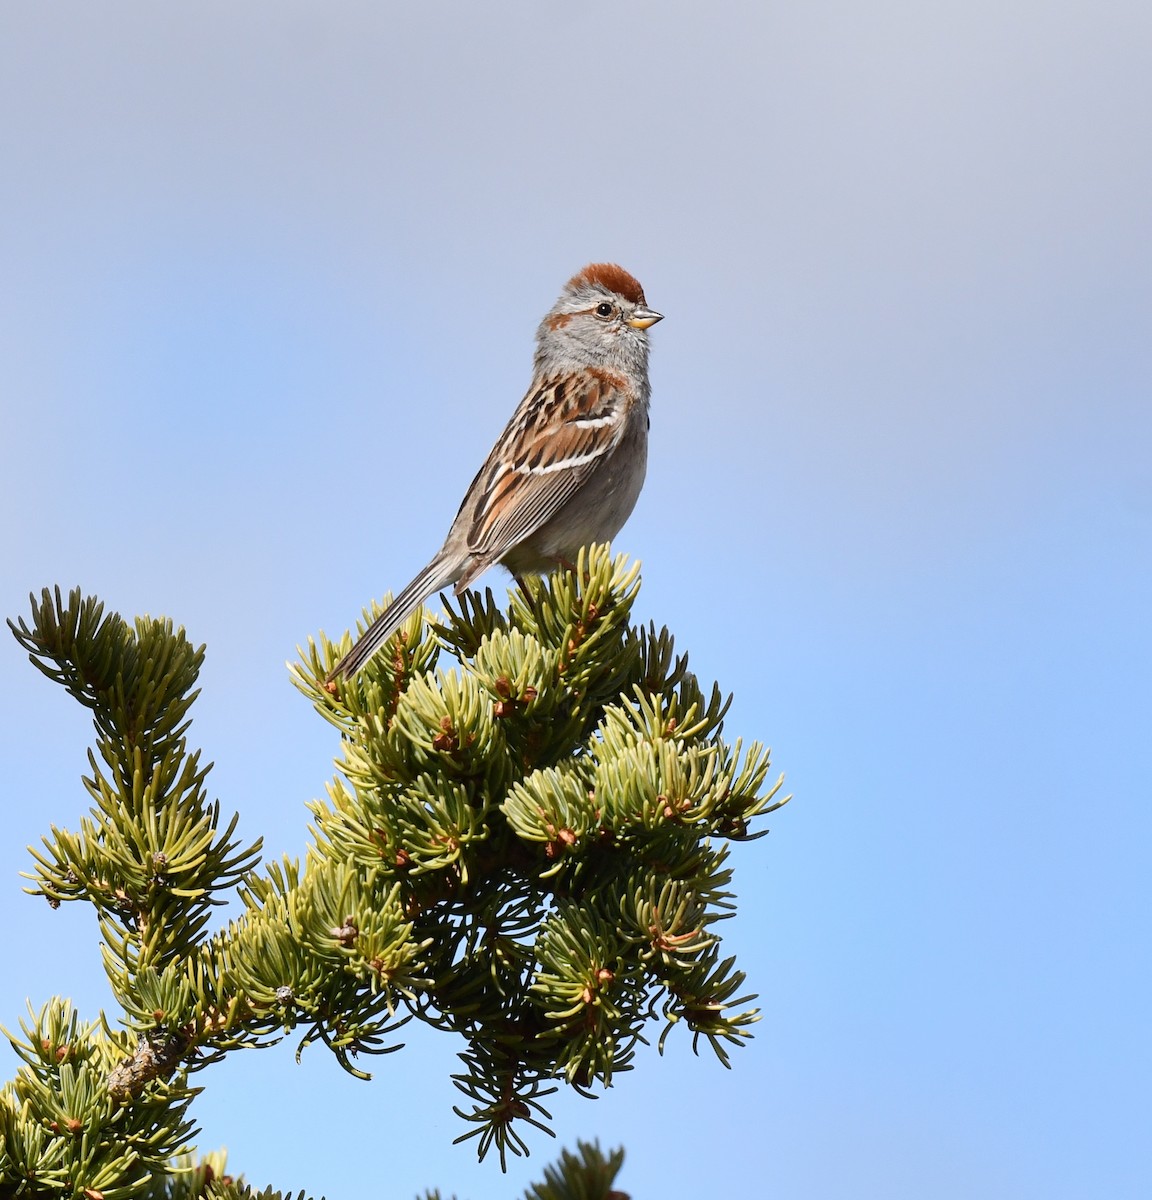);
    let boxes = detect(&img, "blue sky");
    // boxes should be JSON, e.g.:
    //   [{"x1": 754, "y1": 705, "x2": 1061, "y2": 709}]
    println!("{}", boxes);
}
[{"x1": 1, "y1": 3, "x2": 1149, "y2": 1197}]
